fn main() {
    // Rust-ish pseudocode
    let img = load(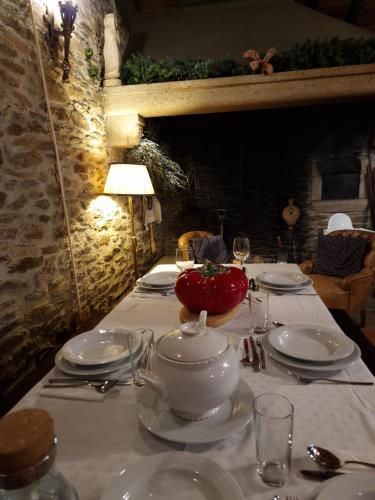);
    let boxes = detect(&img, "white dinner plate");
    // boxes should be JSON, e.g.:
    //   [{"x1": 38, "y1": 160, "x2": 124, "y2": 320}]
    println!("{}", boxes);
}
[
  {"x1": 137, "y1": 271, "x2": 179, "y2": 287},
  {"x1": 55, "y1": 342, "x2": 143, "y2": 377},
  {"x1": 258, "y1": 271, "x2": 310, "y2": 287},
  {"x1": 100, "y1": 452, "x2": 245, "y2": 500},
  {"x1": 256, "y1": 278, "x2": 313, "y2": 292},
  {"x1": 262, "y1": 334, "x2": 360, "y2": 372},
  {"x1": 62, "y1": 328, "x2": 142, "y2": 366},
  {"x1": 317, "y1": 471, "x2": 375, "y2": 500},
  {"x1": 137, "y1": 377, "x2": 253, "y2": 444},
  {"x1": 268, "y1": 324, "x2": 355, "y2": 362}
]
